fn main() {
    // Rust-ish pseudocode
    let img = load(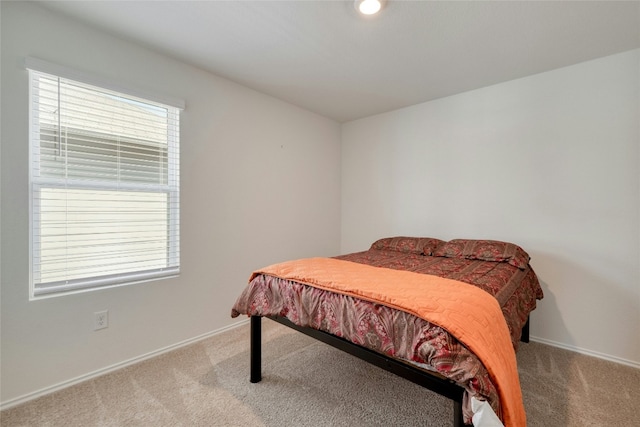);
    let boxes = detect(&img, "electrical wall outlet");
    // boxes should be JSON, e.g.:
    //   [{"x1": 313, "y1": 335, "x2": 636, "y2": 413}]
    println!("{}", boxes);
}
[{"x1": 94, "y1": 310, "x2": 109, "y2": 330}]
